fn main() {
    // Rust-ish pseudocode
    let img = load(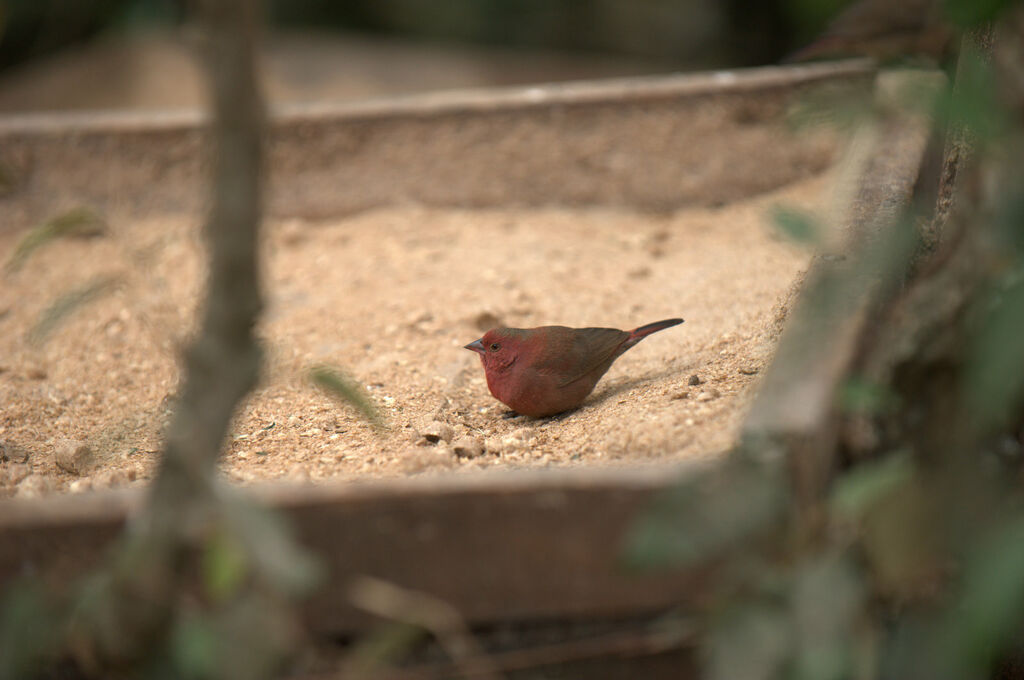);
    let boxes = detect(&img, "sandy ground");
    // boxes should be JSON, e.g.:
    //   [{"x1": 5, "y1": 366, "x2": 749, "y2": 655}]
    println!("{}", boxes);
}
[{"x1": 0, "y1": 173, "x2": 821, "y2": 496}]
